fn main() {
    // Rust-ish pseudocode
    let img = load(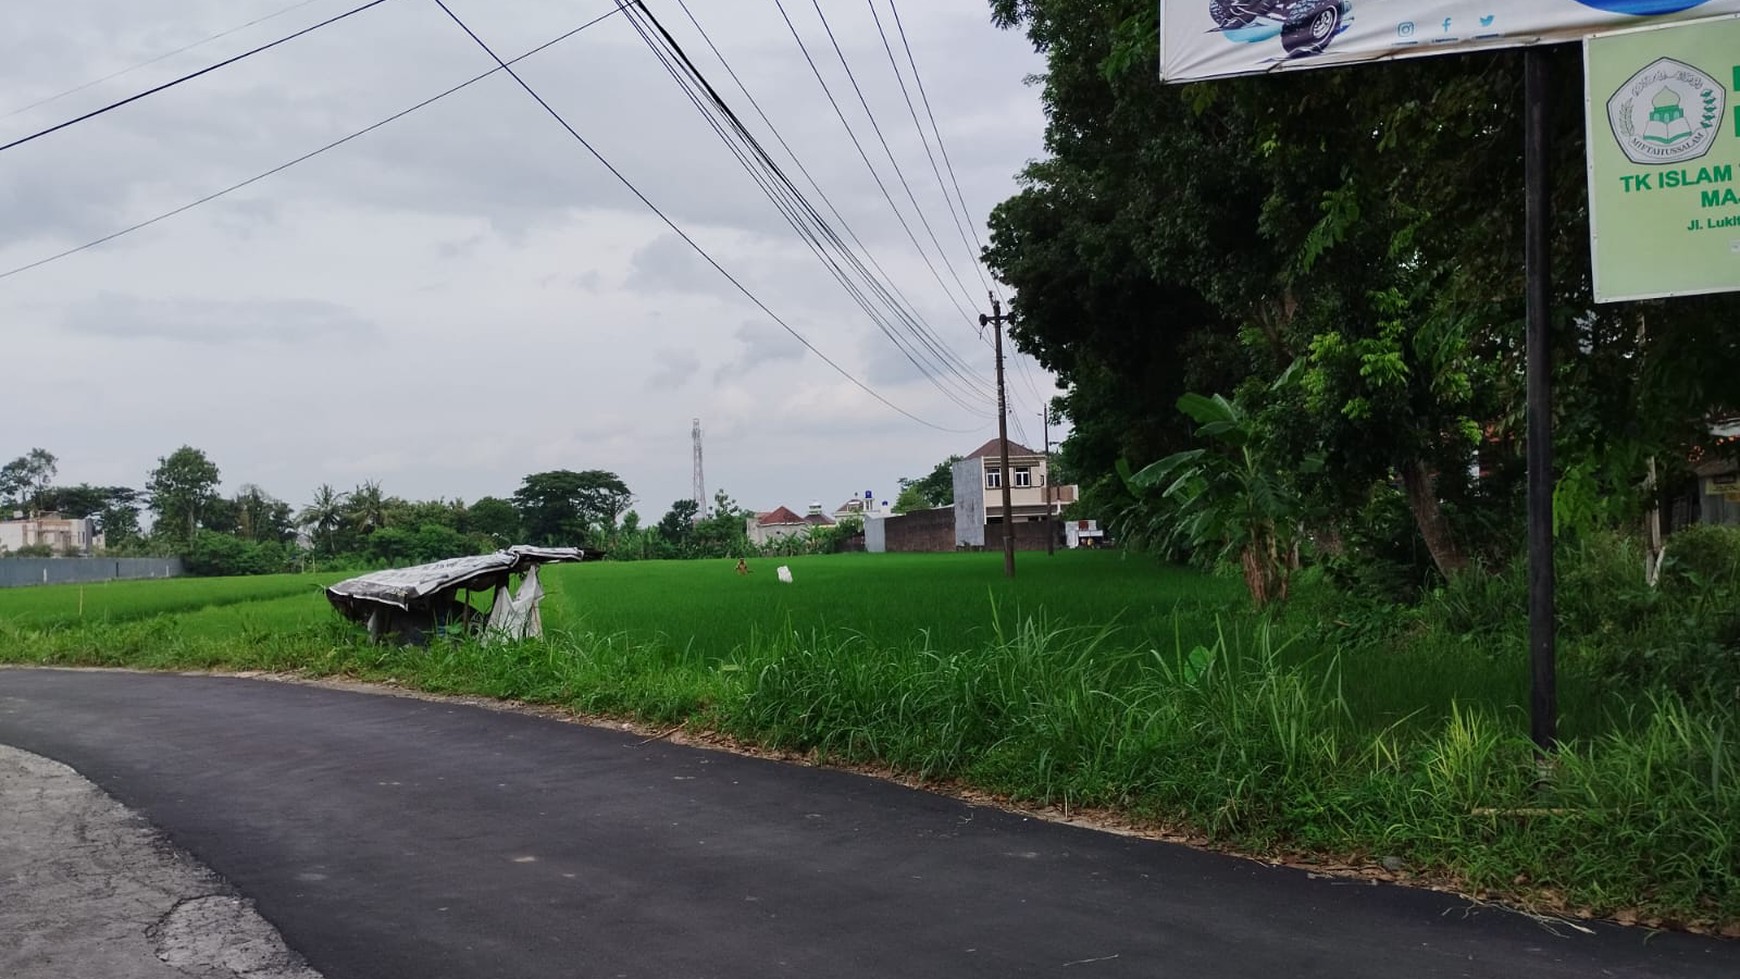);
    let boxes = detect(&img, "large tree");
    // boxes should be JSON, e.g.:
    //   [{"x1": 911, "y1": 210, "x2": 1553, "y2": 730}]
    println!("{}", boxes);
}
[
  {"x1": 466, "y1": 496, "x2": 522, "y2": 545},
  {"x1": 146, "y1": 446, "x2": 221, "y2": 542},
  {"x1": 984, "y1": 0, "x2": 1740, "y2": 580},
  {"x1": 512, "y1": 470, "x2": 633, "y2": 546},
  {"x1": 0, "y1": 449, "x2": 58, "y2": 516}
]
